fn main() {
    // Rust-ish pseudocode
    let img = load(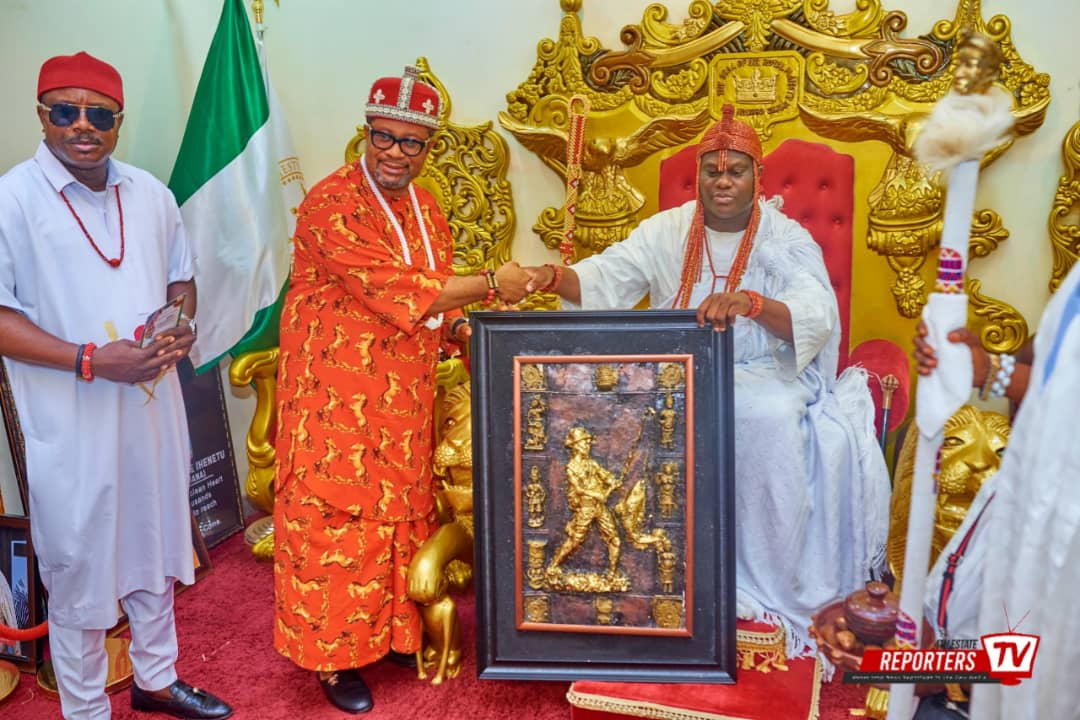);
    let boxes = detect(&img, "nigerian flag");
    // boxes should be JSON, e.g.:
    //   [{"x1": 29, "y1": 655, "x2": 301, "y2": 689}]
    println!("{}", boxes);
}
[{"x1": 169, "y1": 0, "x2": 304, "y2": 372}]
